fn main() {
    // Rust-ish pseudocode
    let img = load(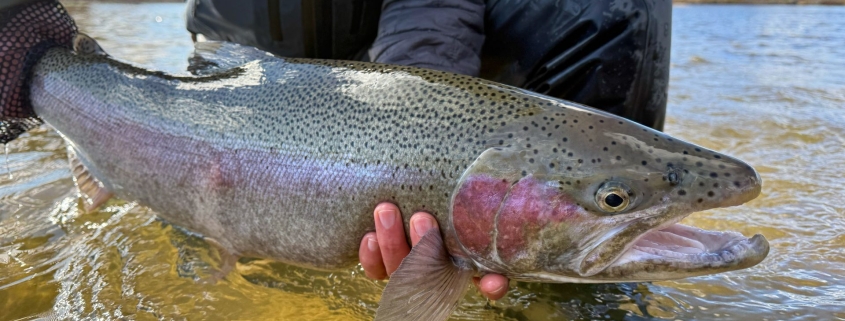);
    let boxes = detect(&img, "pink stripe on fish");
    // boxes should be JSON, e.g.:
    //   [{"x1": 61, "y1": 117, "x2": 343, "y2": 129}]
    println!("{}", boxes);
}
[
  {"x1": 451, "y1": 174, "x2": 510, "y2": 258},
  {"x1": 496, "y1": 176, "x2": 580, "y2": 266}
]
